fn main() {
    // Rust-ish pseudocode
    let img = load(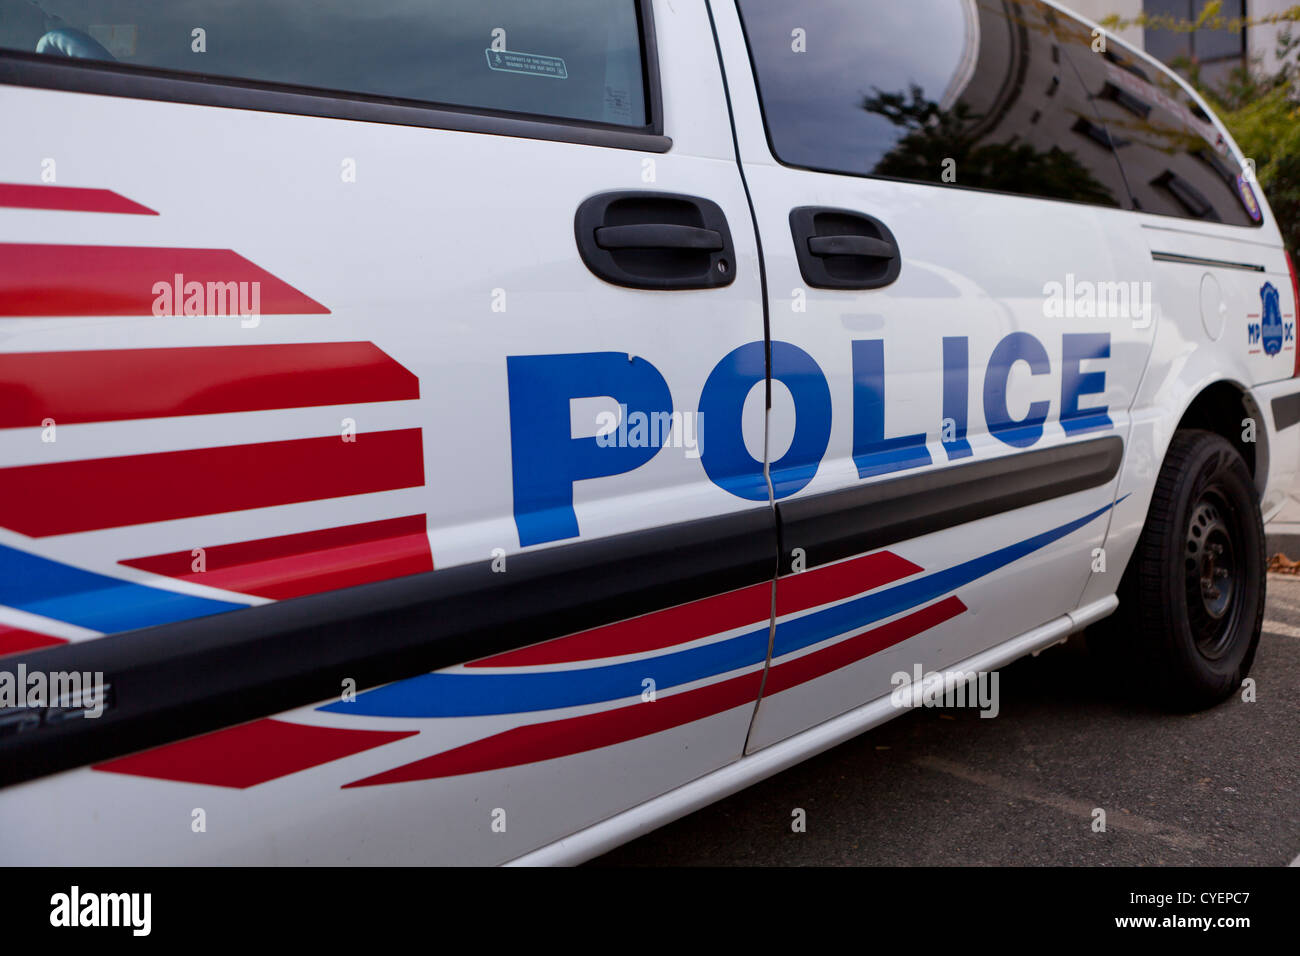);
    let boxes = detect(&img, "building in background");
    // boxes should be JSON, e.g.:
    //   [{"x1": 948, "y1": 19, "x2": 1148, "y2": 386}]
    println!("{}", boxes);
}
[{"x1": 1063, "y1": 0, "x2": 1293, "y2": 85}]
